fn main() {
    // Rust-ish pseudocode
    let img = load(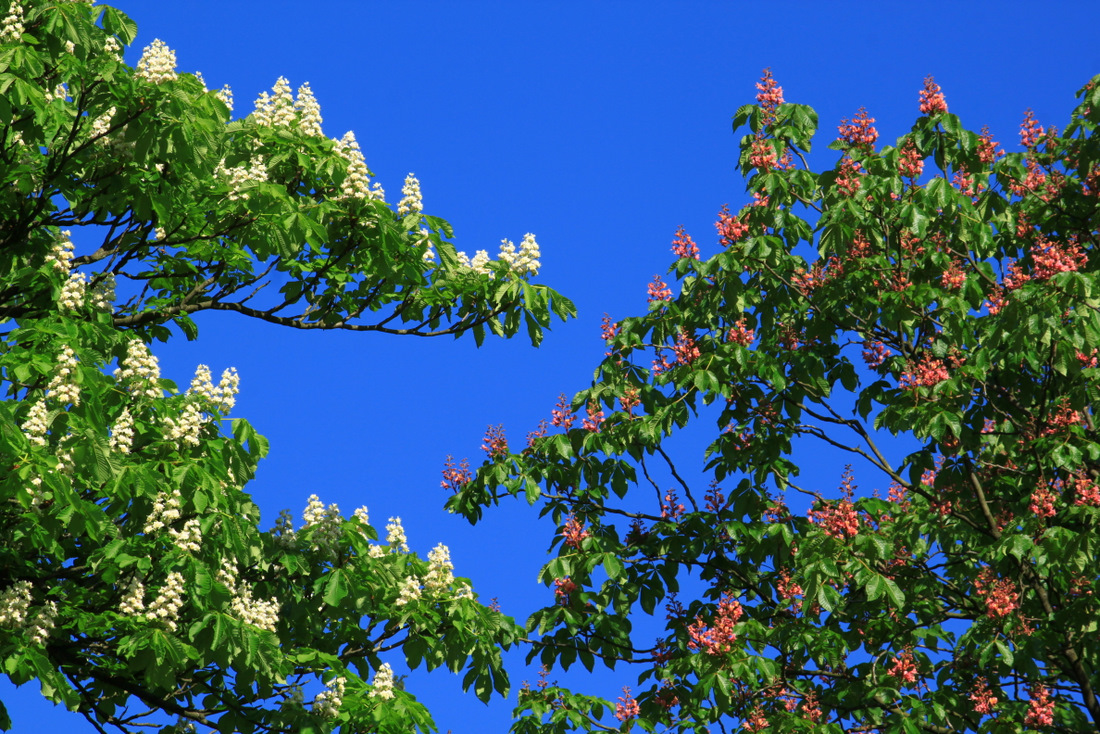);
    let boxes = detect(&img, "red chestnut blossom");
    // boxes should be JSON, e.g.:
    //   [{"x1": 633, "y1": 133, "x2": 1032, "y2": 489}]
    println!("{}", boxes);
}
[
  {"x1": 619, "y1": 386, "x2": 640, "y2": 416},
  {"x1": 978, "y1": 125, "x2": 1004, "y2": 163},
  {"x1": 671, "y1": 225, "x2": 700, "y2": 260},
  {"x1": 562, "y1": 514, "x2": 590, "y2": 549},
  {"x1": 862, "y1": 340, "x2": 891, "y2": 368},
  {"x1": 898, "y1": 139, "x2": 924, "y2": 180},
  {"x1": 808, "y1": 467, "x2": 862, "y2": 539},
  {"x1": 553, "y1": 577, "x2": 577, "y2": 605},
  {"x1": 647, "y1": 275, "x2": 673, "y2": 303},
  {"x1": 671, "y1": 329, "x2": 701, "y2": 366},
  {"x1": 727, "y1": 318, "x2": 755, "y2": 346},
  {"x1": 581, "y1": 401, "x2": 604, "y2": 432},
  {"x1": 1024, "y1": 685, "x2": 1055, "y2": 728},
  {"x1": 600, "y1": 313, "x2": 620, "y2": 343},
  {"x1": 835, "y1": 156, "x2": 863, "y2": 197},
  {"x1": 615, "y1": 687, "x2": 640, "y2": 723},
  {"x1": 1010, "y1": 159, "x2": 1048, "y2": 197},
  {"x1": 941, "y1": 261, "x2": 967, "y2": 289},
  {"x1": 918, "y1": 75, "x2": 948, "y2": 115},
  {"x1": 716, "y1": 205, "x2": 749, "y2": 245},
  {"x1": 776, "y1": 568, "x2": 803, "y2": 601},
  {"x1": 969, "y1": 677, "x2": 998, "y2": 715},
  {"x1": 1020, "y1": 108, "x2": 1044, "y2": 149},
  {"x1": 801, "y1": 691, "x2": 823, "y2": 723},
  {"x1": 1076, "y1": 349, "x2": 1098, "y2": 368},
  {"x1": 742, "y1": 707, "x2": 768, "y2": 732},
  {"x1": 974, "y1": 567, "x2": 1019, "y2": 619},
  {"x1": 686, "y1": 593, "x2": 742, "y2": 655},
  {"x1": 1031, "y1": 236, "x2": 1086, "y2": 279},
  {"x1": 1030, "y1": 483, "x2": 1057, "y2": 518},
  {"x1": 898, "y1": 353, "x2": 950, "y2": 390},
  {"x1": 887, "y1": 650, "x2": 919, "y2": 685},
  {"x1": 440, "y1": 455, "x2": 472, "y2": 492},
  {"x1": 481, "y1": 424, "x2": 508, "y2": 460},
  {"x1": 838, "y1": 107, "x2": 878, "y2": 149},
  {"x1": 1074, "y1": 476, "x2": 1100, "y2": 506},
  {"x1": 755, "y1": 68, "x2": 784, "y2": 123},
  {"x1": 551, "y1": 393, "x2": 575, "y2": 430},
  {"x1": 749, "y1": 134, "x2": 777, "y2": 170},
  {"x1": 661, "y1": 490, "x2": 685, "y2": 520},
  {"x1": 951, "y1": 169, "x2": 982, "y2": 197},
  {"x1": 526, "y1": 419, "x2": 548, "y2": 449}
]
